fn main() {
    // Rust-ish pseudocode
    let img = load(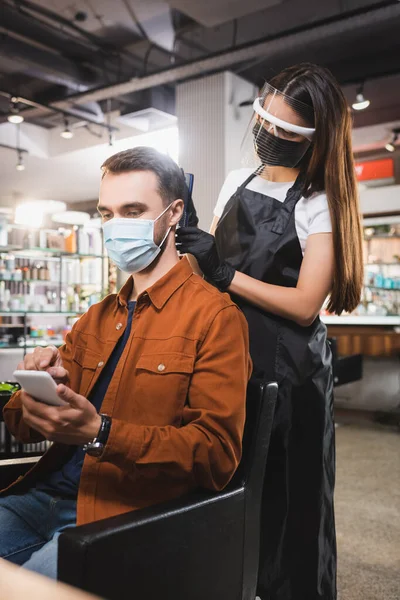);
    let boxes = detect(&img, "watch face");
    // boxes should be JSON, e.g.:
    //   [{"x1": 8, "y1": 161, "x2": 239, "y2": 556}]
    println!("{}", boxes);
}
[{"x1": 84, "y1": 442, "x2": 103, "y2": 457}]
